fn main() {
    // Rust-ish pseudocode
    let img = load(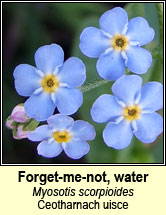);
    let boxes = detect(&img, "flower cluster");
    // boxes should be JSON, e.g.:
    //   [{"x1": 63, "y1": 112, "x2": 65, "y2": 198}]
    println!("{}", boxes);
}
[
  {"x1": 79, "y1": 7, "x2": 163, "y2": 149},
  {"x1": 6, "y1": 6, "x2": 163, "y2": 161},
  {"x1": 11, "y1": 44, "x2": 96, "y2": 159}
]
